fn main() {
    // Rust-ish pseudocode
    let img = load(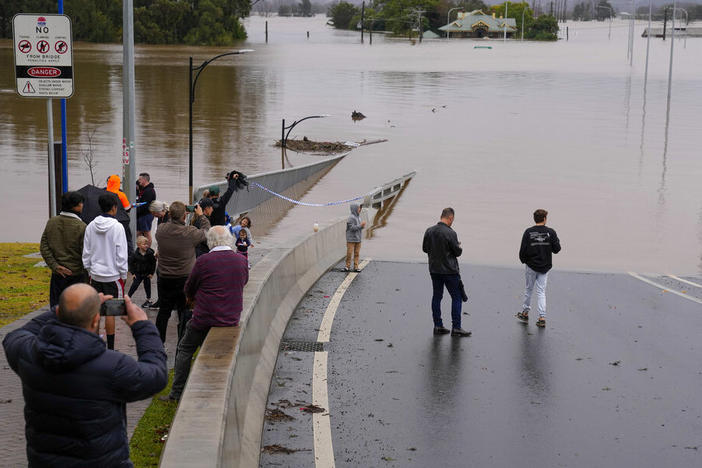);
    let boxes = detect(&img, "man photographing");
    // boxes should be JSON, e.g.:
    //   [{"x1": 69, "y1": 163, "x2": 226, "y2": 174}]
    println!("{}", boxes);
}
[{"x1": 2, "y1": 284, "x2": 167, "y2": 466}]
